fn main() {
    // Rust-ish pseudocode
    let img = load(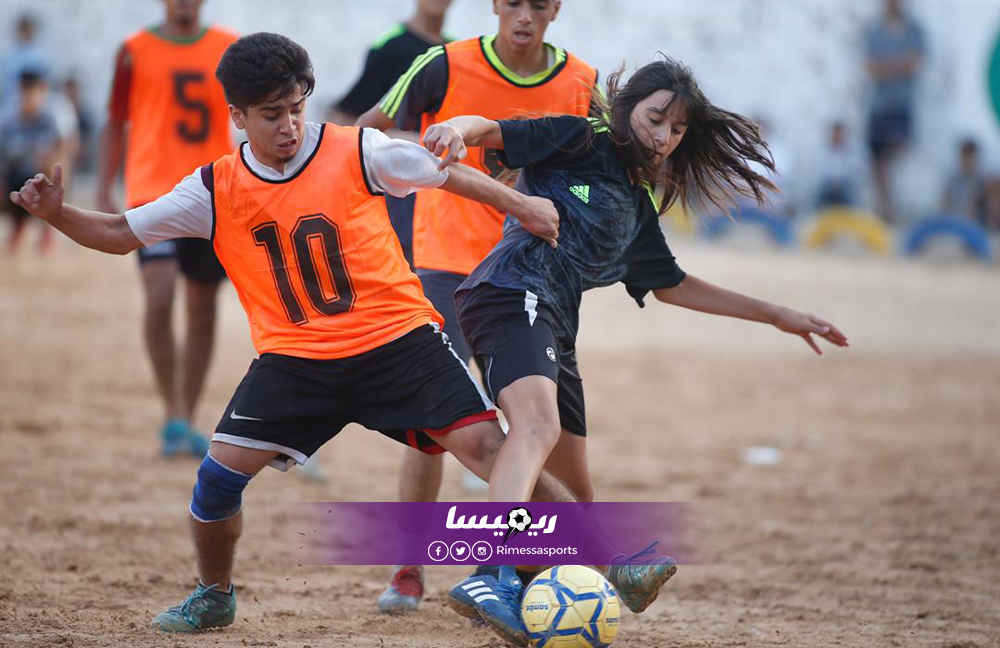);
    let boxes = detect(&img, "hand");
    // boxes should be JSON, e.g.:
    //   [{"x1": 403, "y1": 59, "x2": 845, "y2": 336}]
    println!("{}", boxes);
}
[
  {"x1": 513, "y1": 195, "x2": 560, "y2": 248},
  {"x1": 772, "y1": 307, "x2": 849, "y2": 355},
  {"x1": 10, "y1": 164, "x2": 65, "y2": 222},
  {"x1": 422, "y1": 122, "x2": 467, "y2": 170}
]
